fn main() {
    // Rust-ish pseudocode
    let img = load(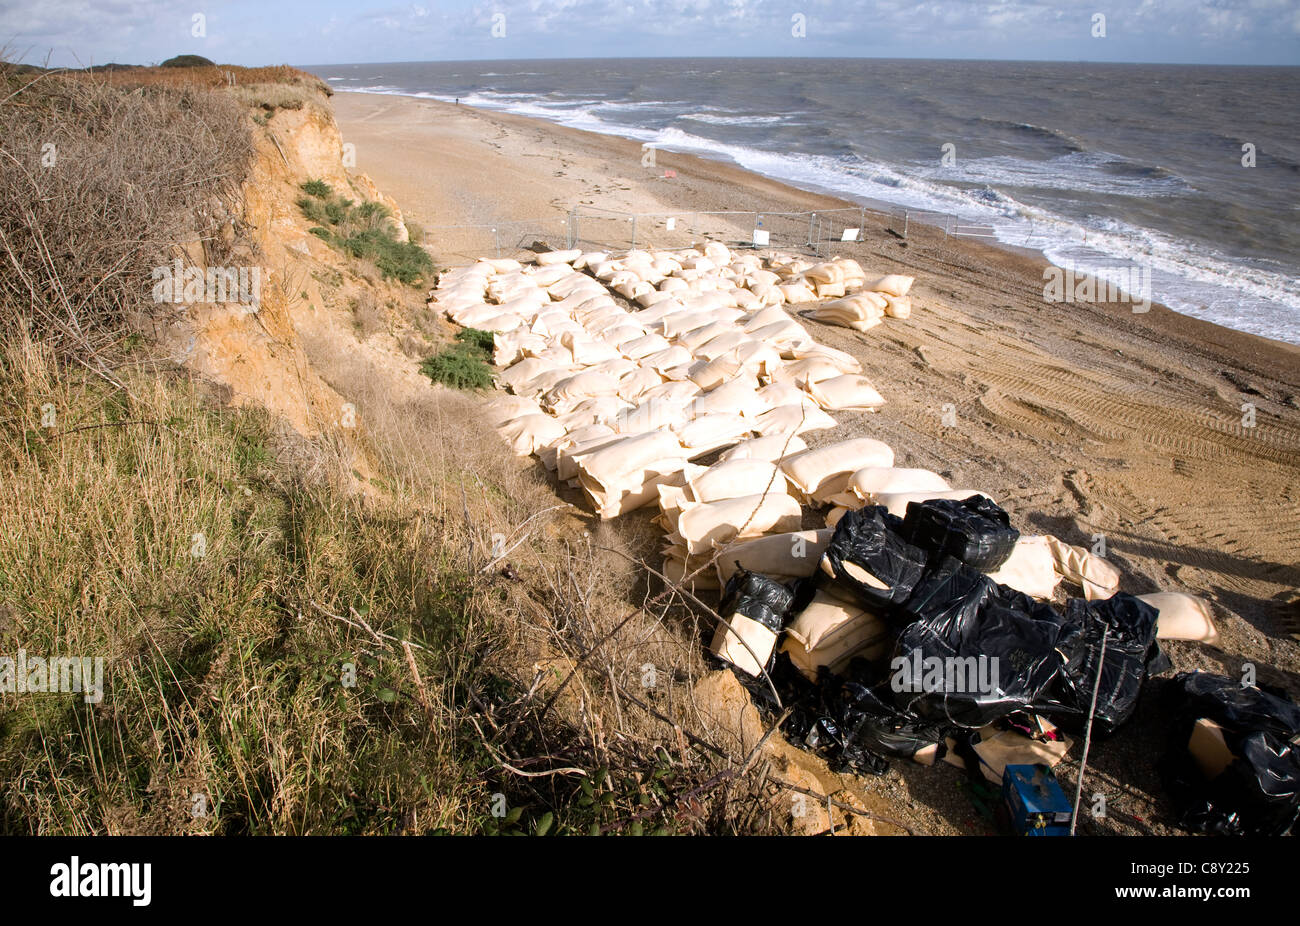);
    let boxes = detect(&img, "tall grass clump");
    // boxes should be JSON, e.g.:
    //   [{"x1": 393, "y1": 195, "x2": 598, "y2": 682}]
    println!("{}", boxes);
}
[{"x1": 0, "y1": 62, "x2": 253, "y2": 361}]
